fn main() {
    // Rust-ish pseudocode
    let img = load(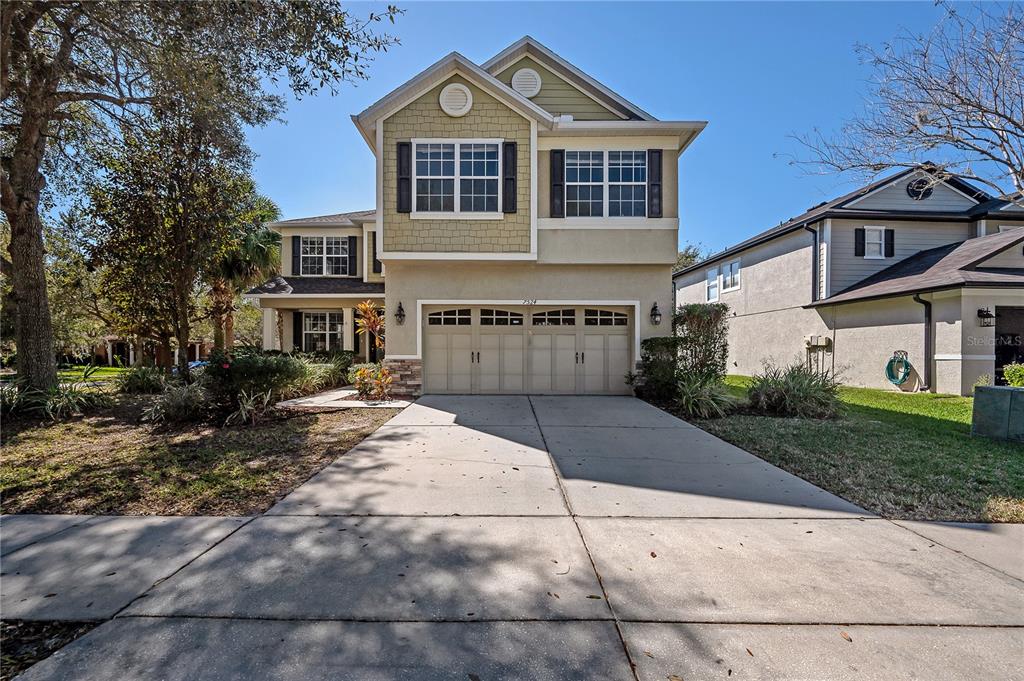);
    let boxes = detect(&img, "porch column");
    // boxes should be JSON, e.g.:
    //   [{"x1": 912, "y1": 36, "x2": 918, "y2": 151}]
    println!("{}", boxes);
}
[
  {"x1": 262, "y1": 308, "x2": 279, "y2": 351},
  {"x1": 105, "y1": 341, "x2": 113, "y2": 366},
  {"x1": 174, "y1": 348, "x2": 179, "y2": 365},
  {"x1": 343, "y1": 307, "x2": 355, "y2": 352},
  {"x1": 128, "y1": 345, "x2": 135, "y2": 366}
]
